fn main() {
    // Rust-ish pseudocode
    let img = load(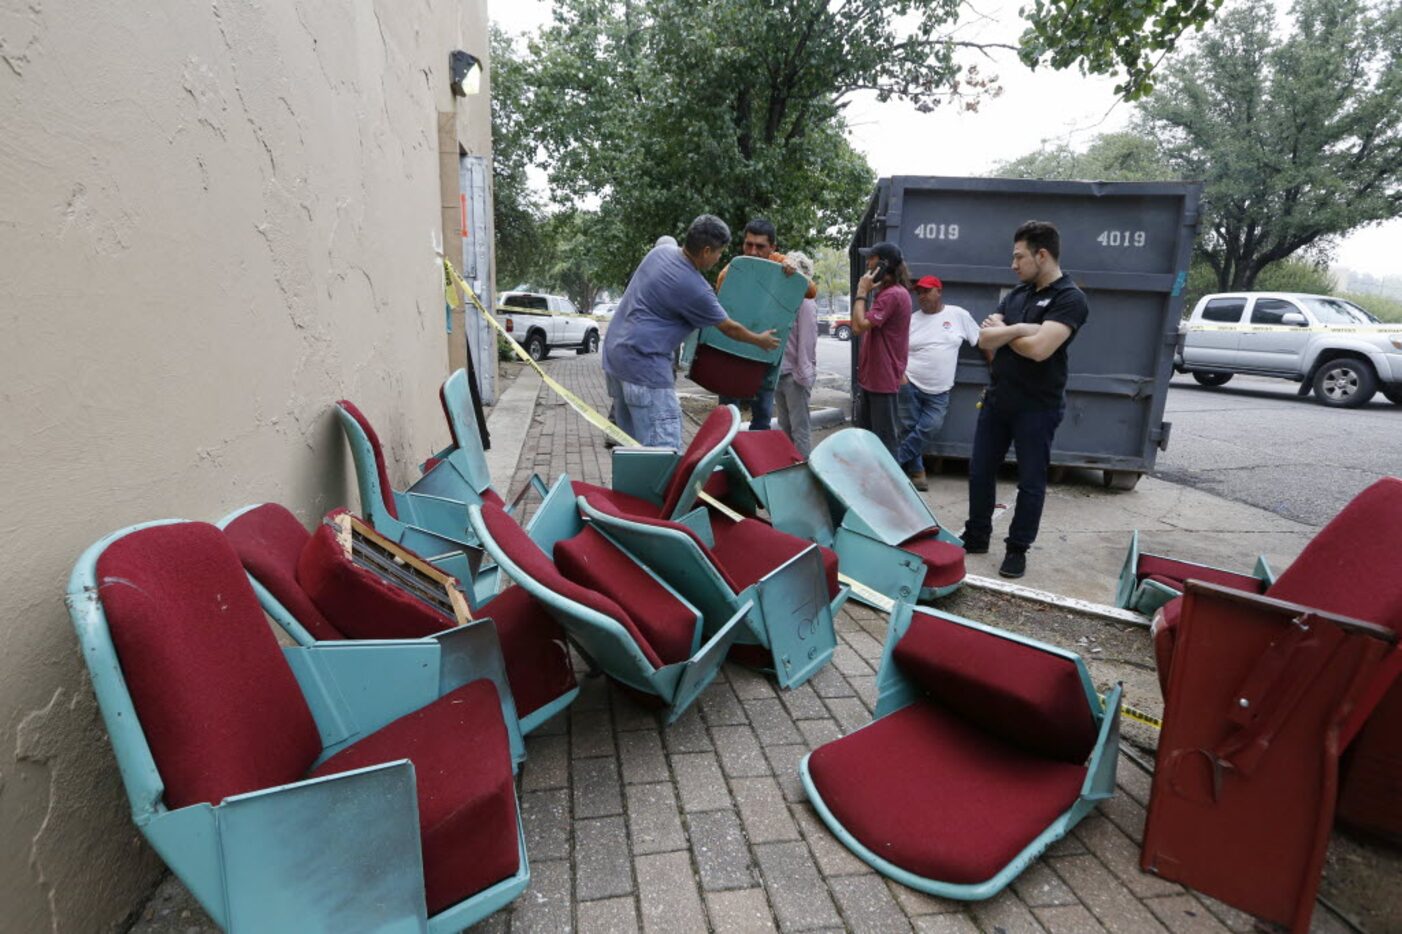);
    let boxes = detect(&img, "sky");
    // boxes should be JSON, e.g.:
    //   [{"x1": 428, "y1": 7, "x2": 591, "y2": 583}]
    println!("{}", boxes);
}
[{"x1": 489, "y1": 0, "x2": 1398, "y2": 276}]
